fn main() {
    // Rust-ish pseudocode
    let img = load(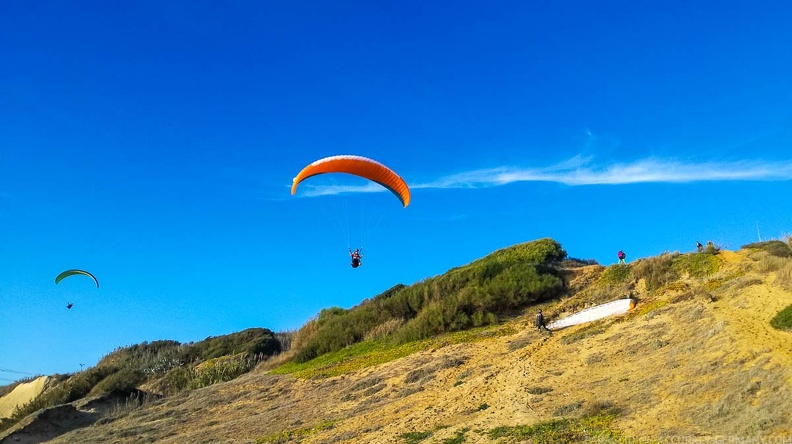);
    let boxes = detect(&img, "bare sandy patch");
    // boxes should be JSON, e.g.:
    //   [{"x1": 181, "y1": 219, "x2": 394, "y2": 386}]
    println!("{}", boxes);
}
[{"x1": 0, "y1": 376, "x2": 50, "y2": 419}]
